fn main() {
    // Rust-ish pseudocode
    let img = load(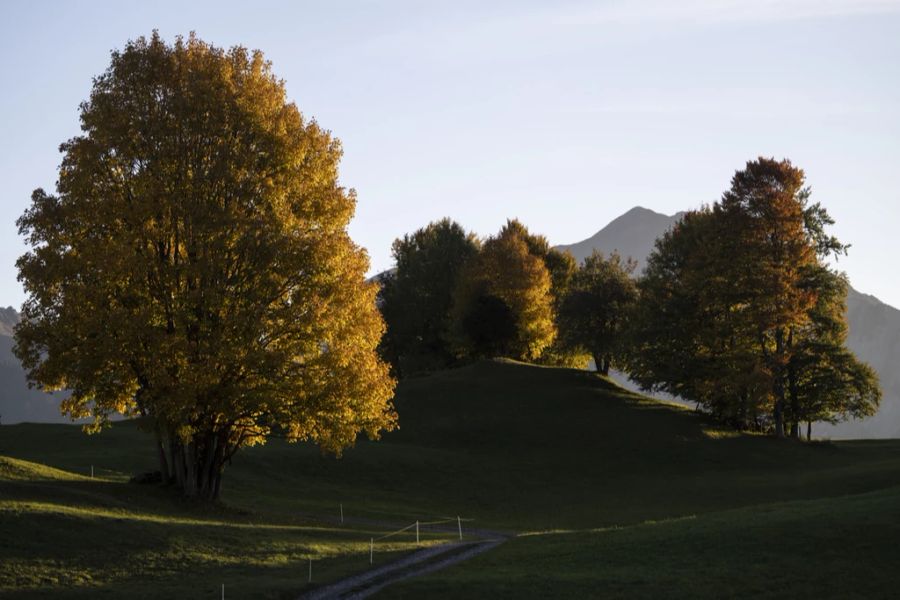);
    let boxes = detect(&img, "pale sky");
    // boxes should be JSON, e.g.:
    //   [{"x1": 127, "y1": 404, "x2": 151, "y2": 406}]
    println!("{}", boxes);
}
[{"x1": 2, "y1": 1, "x2": 899, "y2": 308}]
